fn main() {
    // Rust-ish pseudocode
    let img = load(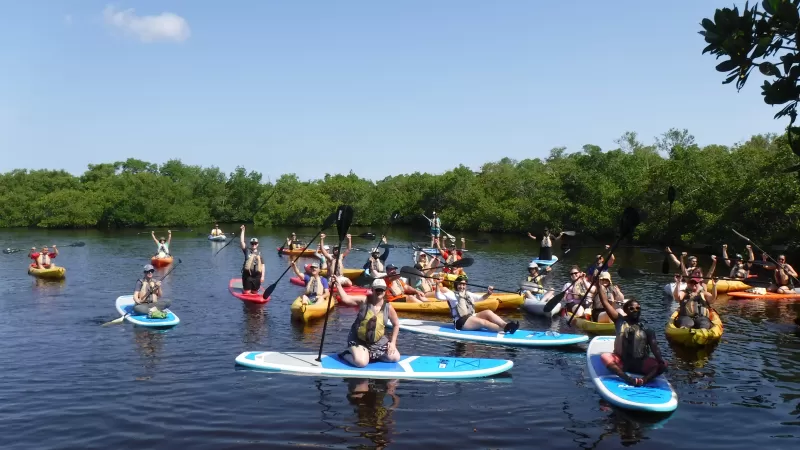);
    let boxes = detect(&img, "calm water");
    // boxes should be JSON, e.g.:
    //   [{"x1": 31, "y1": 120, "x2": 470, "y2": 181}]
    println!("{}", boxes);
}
[{"x1": 1, "y1": 227, "x2": 799, "y2": 449}]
